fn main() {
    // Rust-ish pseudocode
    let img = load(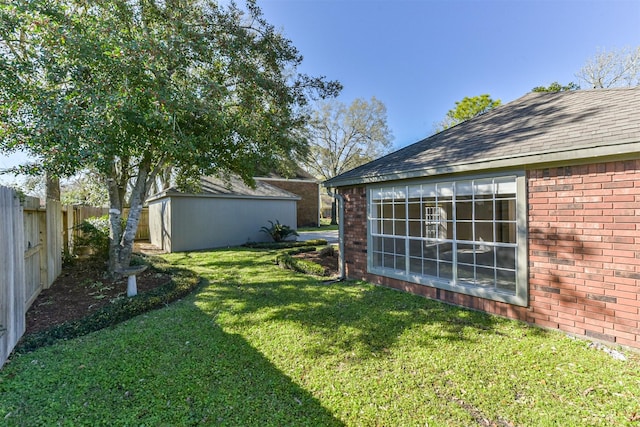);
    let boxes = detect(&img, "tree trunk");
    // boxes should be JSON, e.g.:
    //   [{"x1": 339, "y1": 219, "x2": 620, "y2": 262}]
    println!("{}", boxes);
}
[
  {"x1": 106, "y1": 175, "x2": 124, "y2": 275},
  {"x1": 45, "y1": 173, "x2": 60, "y2": 201},
  {"x1": 116, "y1": 155, "x2": 153, "y2": 270}
]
